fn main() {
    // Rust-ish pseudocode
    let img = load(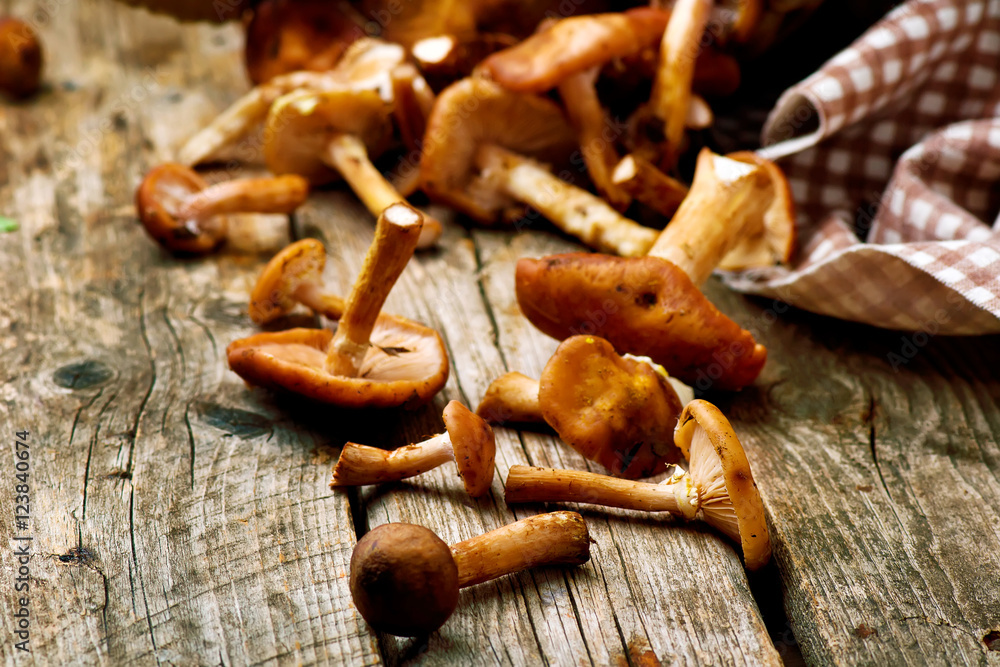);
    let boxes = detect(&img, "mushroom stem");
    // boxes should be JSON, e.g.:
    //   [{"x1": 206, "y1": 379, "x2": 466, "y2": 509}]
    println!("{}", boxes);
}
[
  {"x1": 450, "y1": 511, "x2": 591, "y2": 588},
  {"x1": 292, "y1": 282, "x2": 346, "y2": 320},
  {"x1": 476, "y1": 372, "x2": 542, "y2": 424},
  {"x1": 331, "y1": 432, "x2": 454, "y2": 487},
  {"x1": 322, "y1": 133, "x2": 443, "y2": 249},
  {"x1": 176, "y1": 175, "x2": 309, "y2": 221},
  {"x1": 326, "y1": 203, "x2": 424, "y2": 376},
  {"x1": 558, "y1": 68, "x2": 631, "y2": 211},
  {"x1": 504, "y1": 465, "x2": 698, "y2": 519},
  {"x1": 650, "y1": 0, "x2": 713, "y2": 166},
  {"x1": 475, "y1": 144, "x2": 658, "y2": 257},
  {"x1": 646, "y1": 149, "x2": 772, "y2": 285},
  {"x1": 611, "y1": 154, "x2": 689, "y2": 217}
]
